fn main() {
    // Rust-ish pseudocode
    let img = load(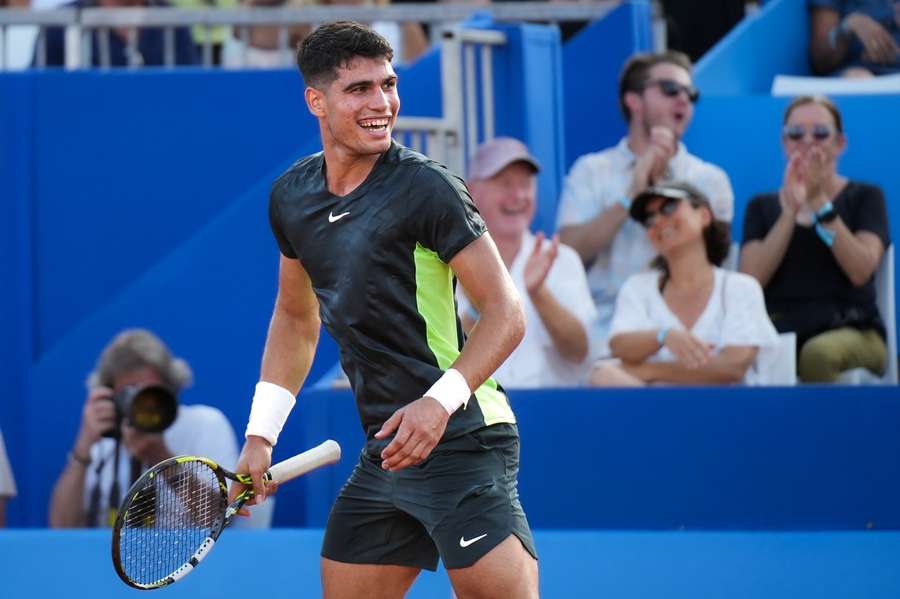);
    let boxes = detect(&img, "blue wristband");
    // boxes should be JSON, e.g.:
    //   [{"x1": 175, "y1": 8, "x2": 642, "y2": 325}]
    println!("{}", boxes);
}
[
  {"x1": 828, "y1": 18, "x2": 852, "y2": 49},
  {"x1": 815, "y1": 223, "x2": 836, "y2": 247},
  {"x1": 615, "y1": 195, "x2": 631, "y2": 210},
  {"x1": 656, "y1": 327, "x2": 670, "y2": 346}
]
